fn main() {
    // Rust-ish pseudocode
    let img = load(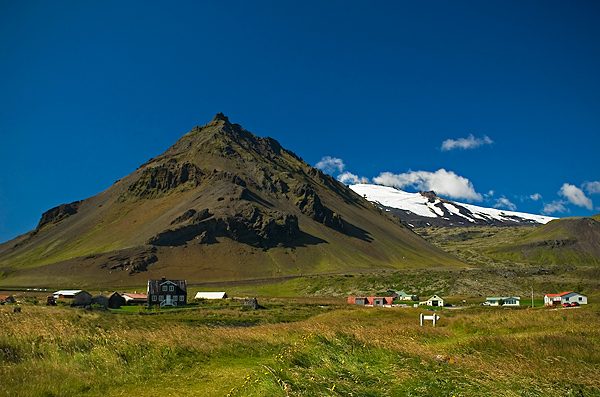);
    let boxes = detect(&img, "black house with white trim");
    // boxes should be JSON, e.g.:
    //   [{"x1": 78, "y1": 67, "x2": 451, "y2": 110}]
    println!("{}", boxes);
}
[{"x1": 147, "y1": 277, "x2": 187, "y2": 307}]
